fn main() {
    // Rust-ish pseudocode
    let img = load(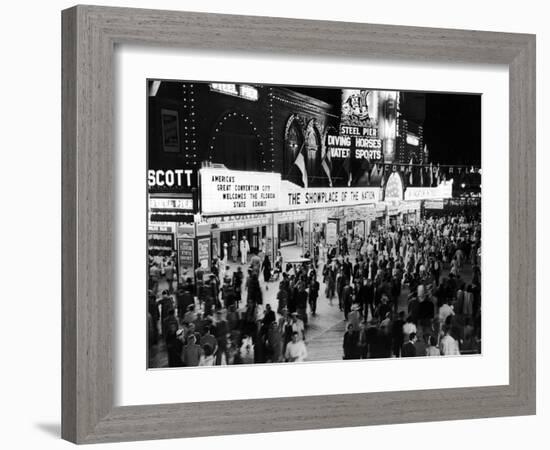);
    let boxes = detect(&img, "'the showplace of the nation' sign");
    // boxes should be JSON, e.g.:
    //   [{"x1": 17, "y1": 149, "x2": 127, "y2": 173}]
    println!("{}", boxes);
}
[{"x1": 281, "y1": 181, "x2": 381, "y2": 211}]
